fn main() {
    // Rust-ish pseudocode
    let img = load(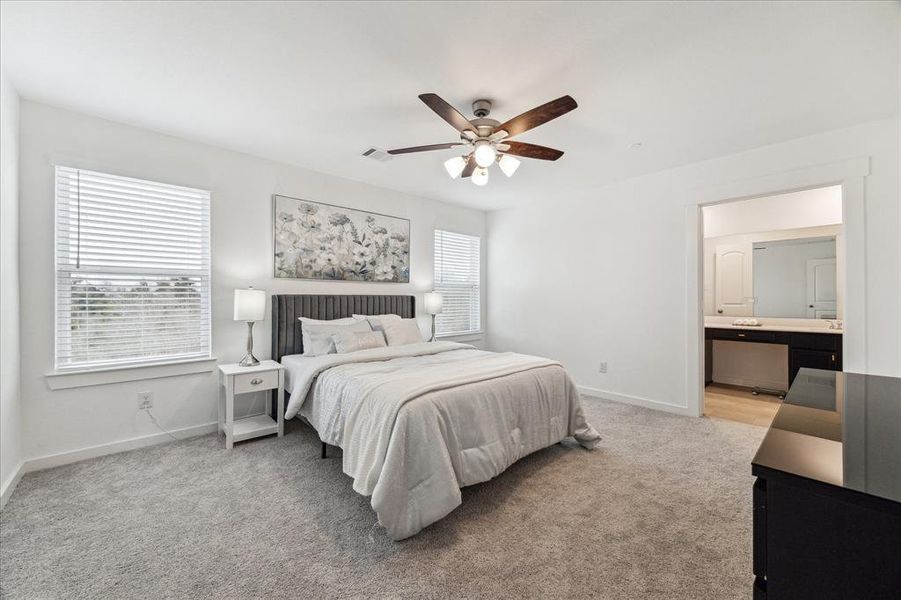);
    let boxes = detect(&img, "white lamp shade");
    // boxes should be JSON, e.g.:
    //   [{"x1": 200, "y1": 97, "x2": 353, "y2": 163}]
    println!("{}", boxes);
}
[
  {"x1": 473, "y1": 141, "x2": 497, "y2": 168},
  {"x1": 234, "y1": 288, "x2": 265, "y2": 321},
  {"x1": 498, "y1": 154, "x2": 521, "y2": 177},
  {"x1": 423, "y1": 292, "x2": 444, "y2": 315},
  {"x1": 444, "y1": 156, "x2": 467, "y2": 179}
]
